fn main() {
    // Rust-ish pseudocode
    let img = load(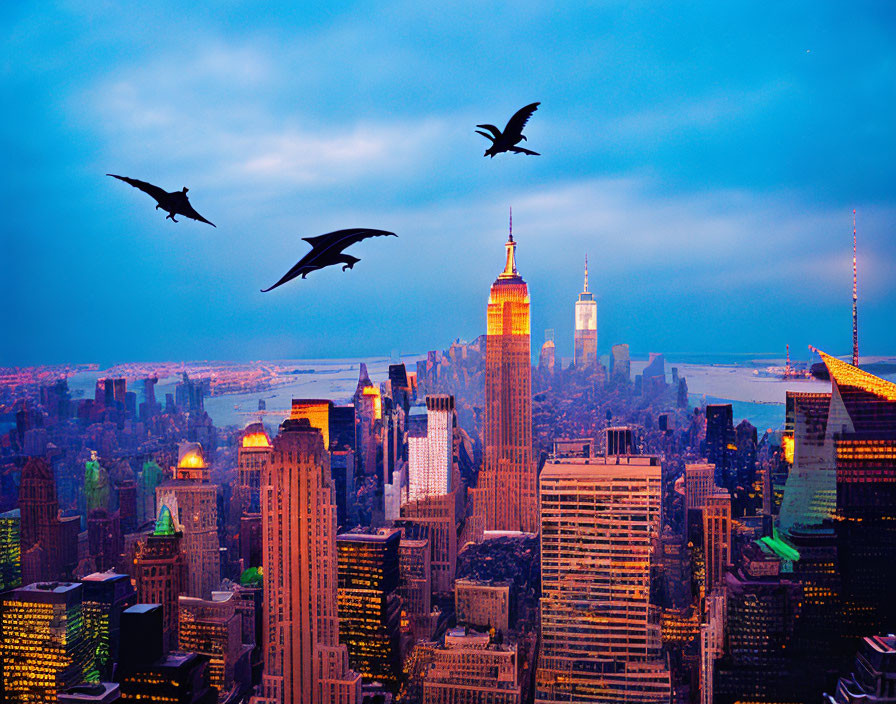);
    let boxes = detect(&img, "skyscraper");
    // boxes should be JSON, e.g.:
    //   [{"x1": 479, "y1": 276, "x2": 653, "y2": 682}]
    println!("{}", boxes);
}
[
  {"x1": 705, "y1": 404, "x2": 736, "y2": 487},
  {"x1": 538, "y1": 330, "x2": 556, "y2": 376},
  {"x1": 610, "y1": 343, "x2": 631, "y2": 382},
  {"x1": 254, "y1": 418, "x2": 361, "y2": 704},
  {"x1": 398, "y1": 492, "x2": 457, "y2": 595},
  {"x1": 574, "y1": 255, "x2": 597, "y2": 368},
  {"x1": 134, "y1": 505, "x2": 187, "y2": 651},
  {"x1": 19, "y1": 456, "x2": 59, "y2": 582},
  {"x1": 80, "y1": 571, "x2": 136, "y2": 682},
  {"x1": 478, "y1": 217, "x2": 536, "y2": 534},
  {"x1": 238, "y1": 422, "x2": 271, "y2": 513},
  {"x1": 703, "y1": 493, "x2": 732, "y2": 592},
  {"x1": 536, "y1": 455, "x2": 670, "y2": 703},
  {"x1": 179, "y1": 592, "x2": 251, "y2": 700},
  {"x1": 156, "y1": 442, "x2": 220, "y2": 598},
  {"x1": 336, "y1": 528, "x2": 402, "y2": 693},
  {"x1": 0, "y1": 509, "x2": 22, "y2": 591},
  {"x1": 408, "y1": 395, "x2": 455, "y2": 501},
  {"x1": 1, "y1": 581, "x2": 88, "y2": 703}
]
